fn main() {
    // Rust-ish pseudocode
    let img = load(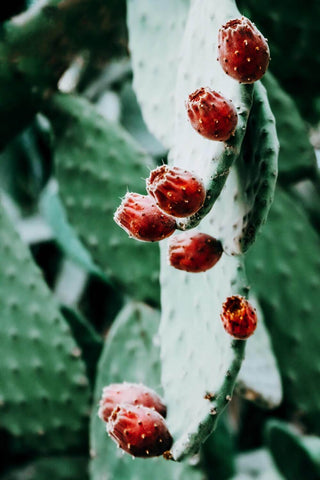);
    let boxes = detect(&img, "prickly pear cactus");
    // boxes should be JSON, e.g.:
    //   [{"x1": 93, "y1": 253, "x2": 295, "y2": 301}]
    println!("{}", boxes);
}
[{"x1": 2, "y1": 0, "x2": 319, "y2": 477}]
